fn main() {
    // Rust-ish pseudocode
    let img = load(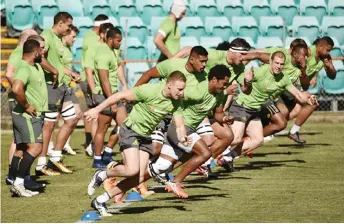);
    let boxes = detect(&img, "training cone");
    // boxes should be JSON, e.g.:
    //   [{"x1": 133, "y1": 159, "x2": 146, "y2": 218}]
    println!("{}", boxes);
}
[
  {"x1": 125, "y1": 191, "x2": 143, "y2": 201},
  {"x1": 210, "y1": 161, "x2": 217, "y2": 167},
  {"x1": 80, "y1": 211, "x2": 101, "y2": 221},
  {"x1": 168, "y1": 173, "x2": 174, "y2": 181}
]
